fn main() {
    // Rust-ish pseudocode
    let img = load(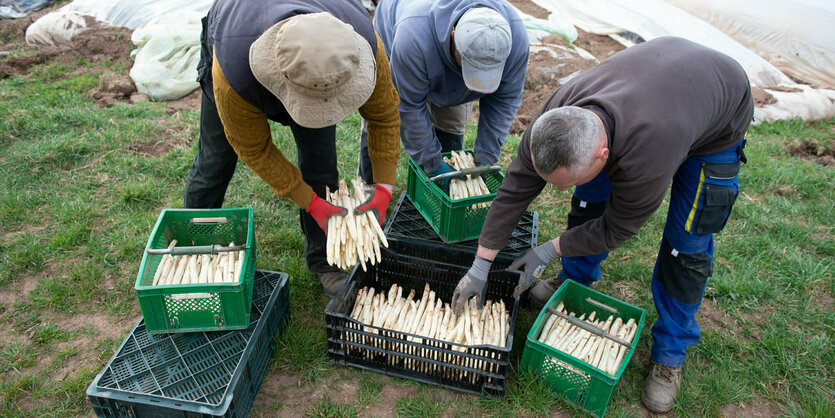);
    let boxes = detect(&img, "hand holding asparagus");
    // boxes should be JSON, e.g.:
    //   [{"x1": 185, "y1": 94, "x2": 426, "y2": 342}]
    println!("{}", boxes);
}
[{"x1": 325, "y1": 178, "x2": 389, "y2": 271}]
